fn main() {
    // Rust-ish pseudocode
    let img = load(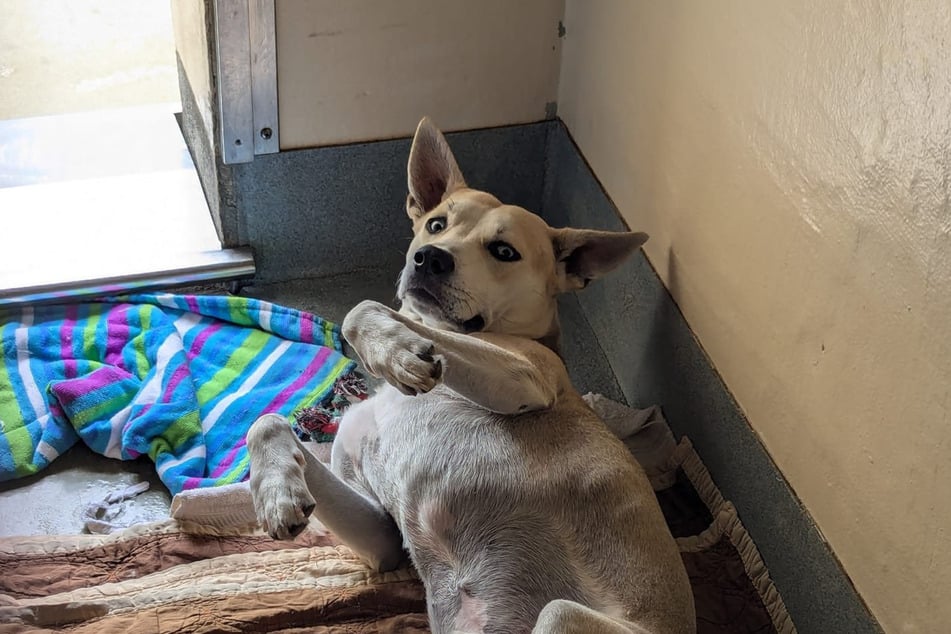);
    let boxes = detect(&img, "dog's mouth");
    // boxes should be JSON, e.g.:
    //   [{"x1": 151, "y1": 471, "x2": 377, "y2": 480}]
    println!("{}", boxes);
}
[
  {"x1": 461, "y1": 315, "x2": 485, "y2": 332},
  {"x1": 406, "y1": 286, "x2": 439, "y2": 307},
  {"x1": 405, "y1": 287, "x2": 484, "y2": 333}
]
